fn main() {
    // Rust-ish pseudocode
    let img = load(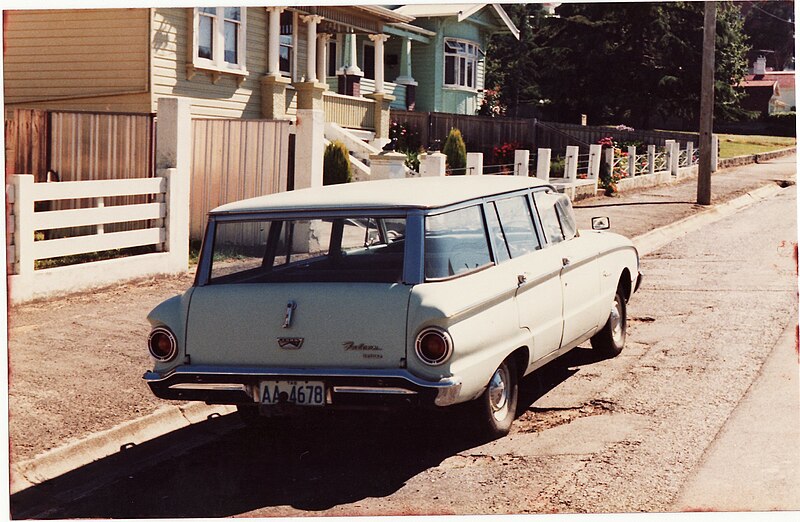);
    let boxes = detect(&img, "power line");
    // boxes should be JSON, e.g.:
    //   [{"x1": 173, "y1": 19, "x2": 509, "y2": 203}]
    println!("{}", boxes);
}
[{"x1": 747, "y1": 2, "x2": 795, "y2": 24}]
